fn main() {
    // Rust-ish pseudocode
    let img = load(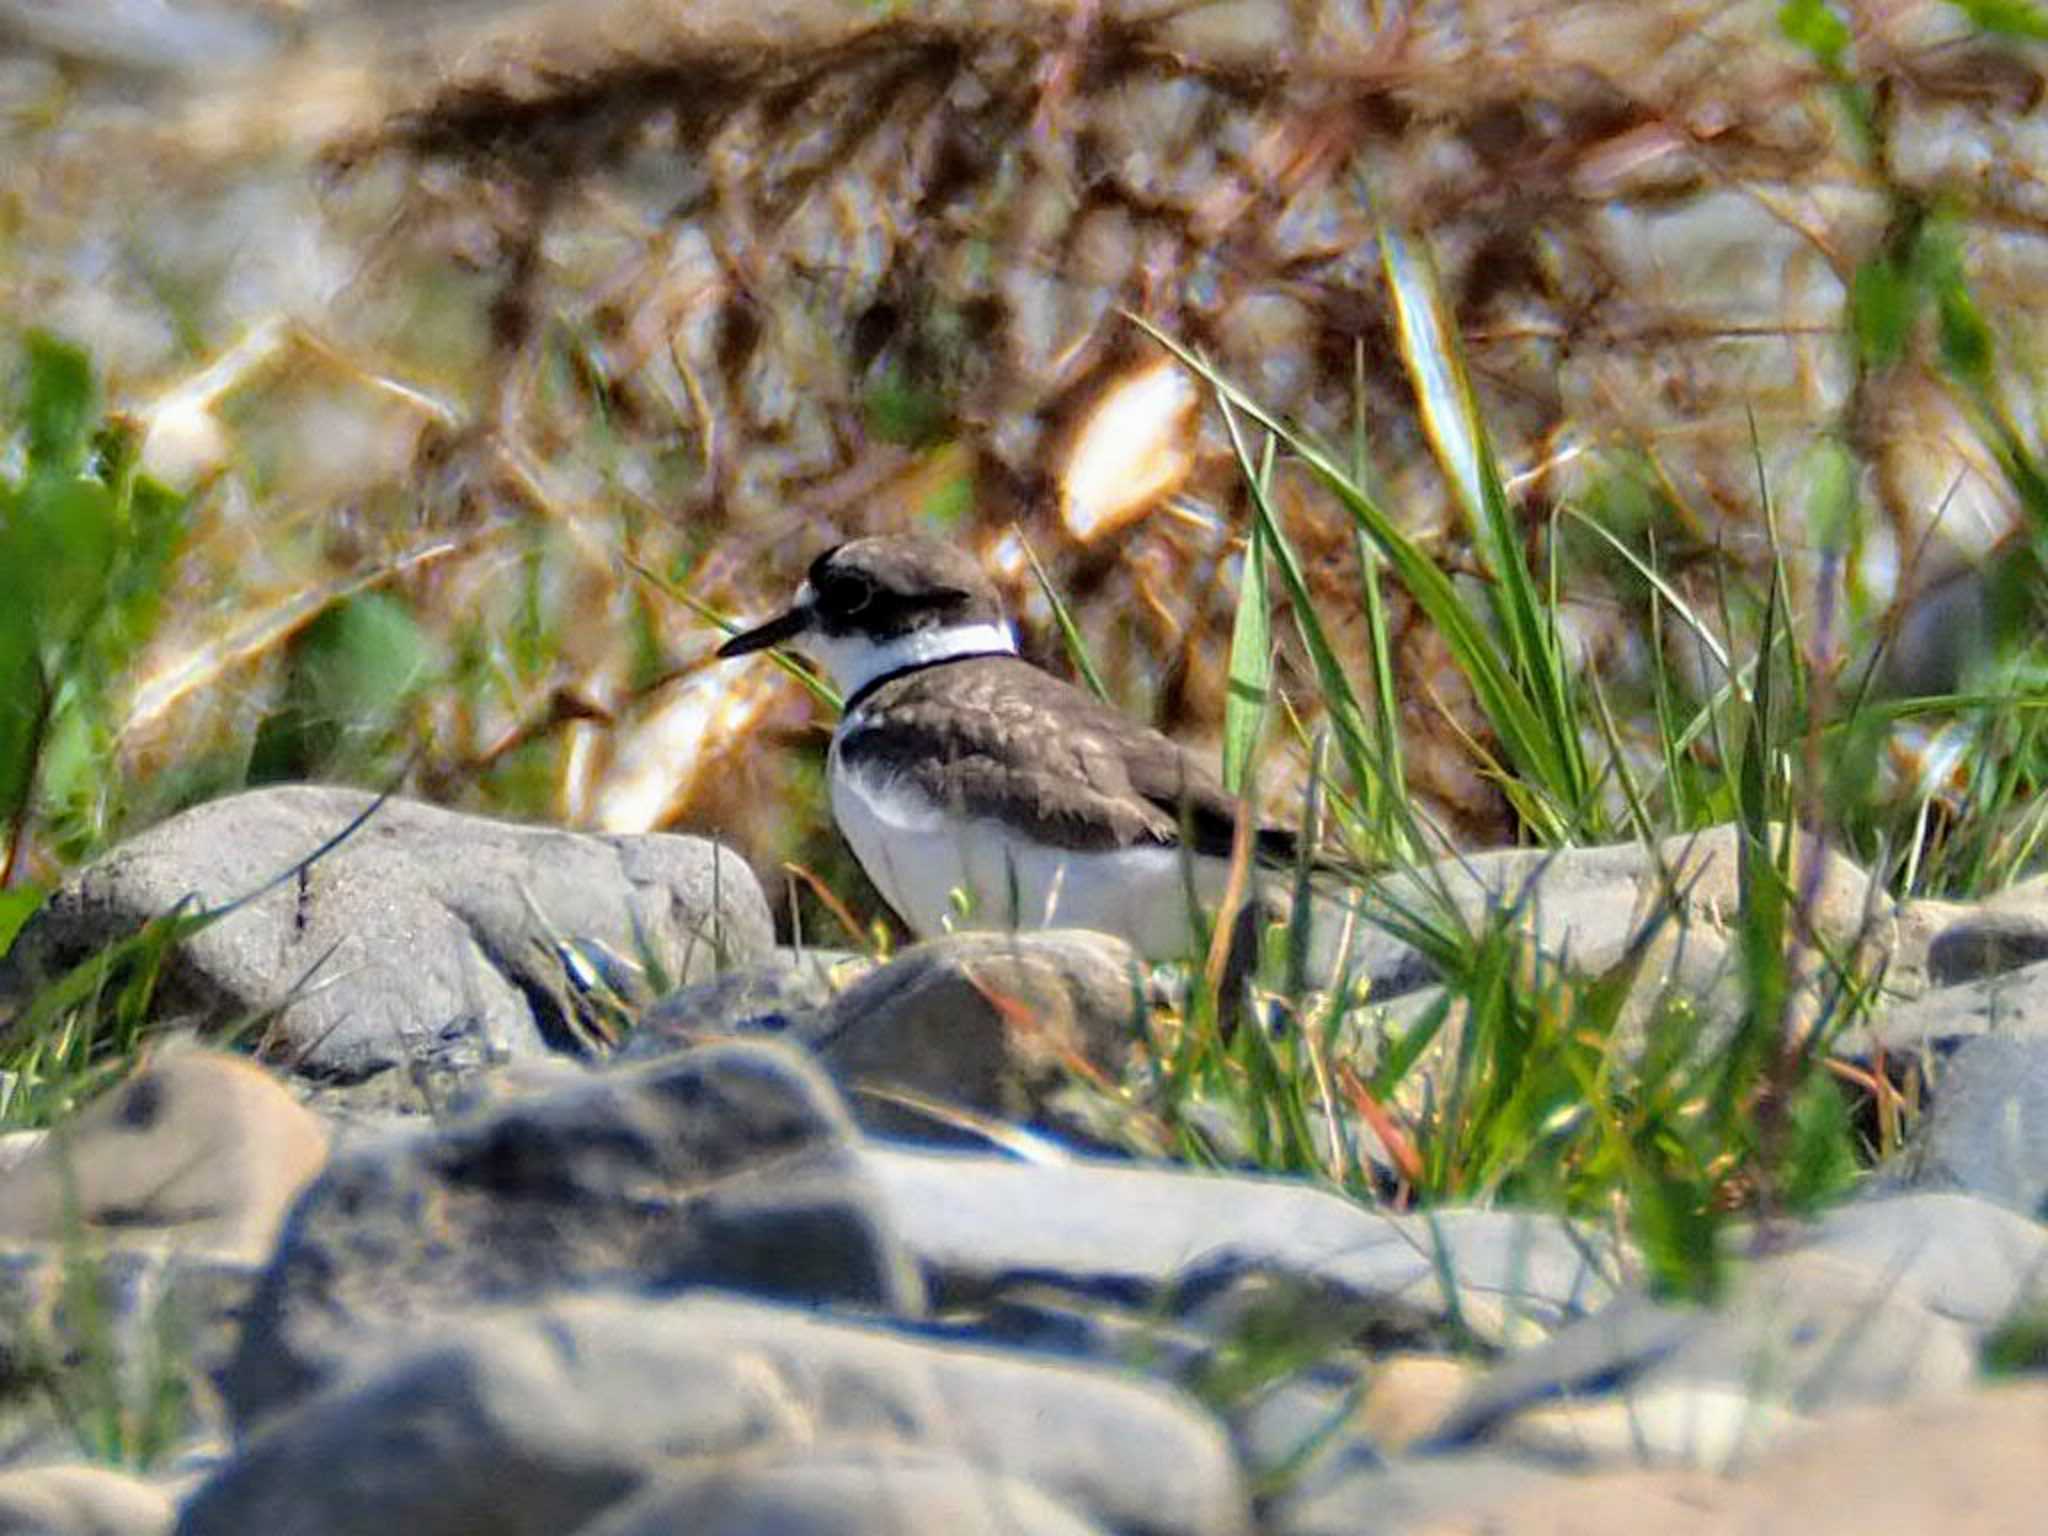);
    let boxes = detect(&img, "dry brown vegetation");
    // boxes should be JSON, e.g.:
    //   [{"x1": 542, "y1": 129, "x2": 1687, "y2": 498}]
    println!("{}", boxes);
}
[{"x1": 3, "y1": 0, "x2": 2043, "y2": 935}]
